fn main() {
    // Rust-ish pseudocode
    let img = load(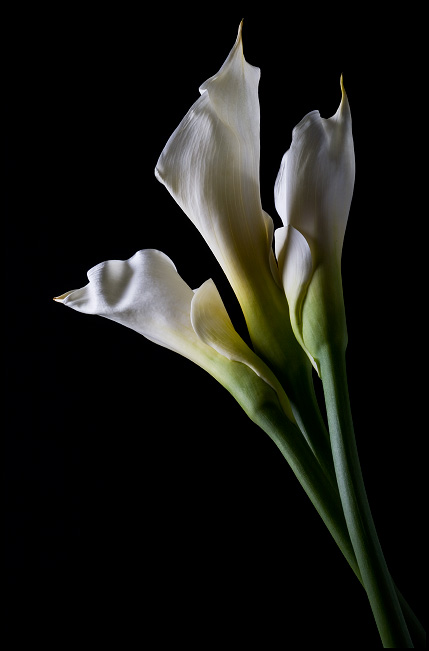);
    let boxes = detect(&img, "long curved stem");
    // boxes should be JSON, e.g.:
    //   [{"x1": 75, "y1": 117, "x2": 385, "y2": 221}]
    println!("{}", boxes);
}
[
  {"x1": 240, "y1": 284, "x2": 423, "y2": 645},
  {"x1": 252, "y1": 400, "x2": 361, "y2": 578},
  {"x1": 250, "y1": 395, "x2": 425, "y2": 647},
  {"x1": 318, "y1": 344, "x2": 413, "y2": 648}
]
